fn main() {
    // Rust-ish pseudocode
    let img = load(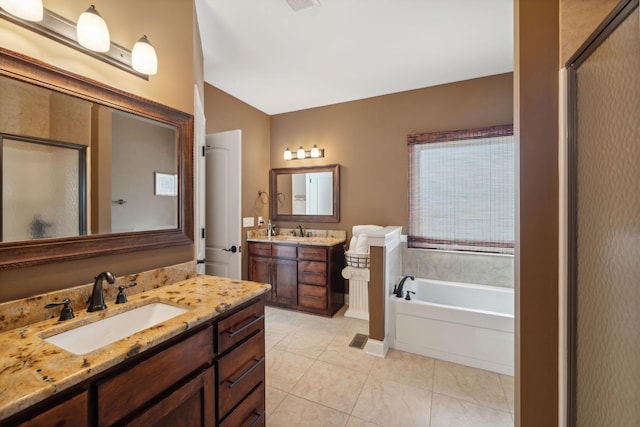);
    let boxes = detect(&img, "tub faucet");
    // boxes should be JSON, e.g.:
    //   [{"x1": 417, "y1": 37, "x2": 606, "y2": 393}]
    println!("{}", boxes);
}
[
  {"x1": 88, "y1": 271, "x2": 116, "y2": 312},
  {"x1": 394, "y1": 275, "x2": 415, "y2": 298}
]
